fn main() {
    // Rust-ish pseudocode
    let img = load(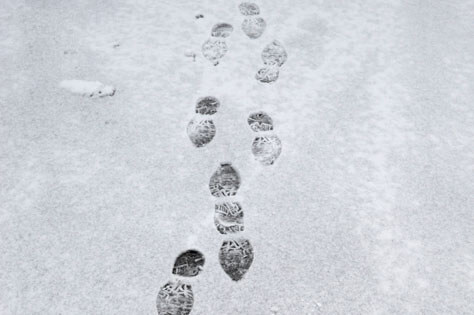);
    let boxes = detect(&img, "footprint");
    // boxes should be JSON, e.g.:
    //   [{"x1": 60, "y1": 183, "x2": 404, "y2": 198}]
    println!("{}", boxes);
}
[
  {"x1": 255, "y1": 65, "x2": 279, "y2": 83},
  {"x1": 261, "y1": 40, "x2": 288, "y2": 66},
  {"x1": 187, "y1": 97, "x2": 221, "y2": 147},
  {"x1": 157, "y1": 250, "x2": 205, "y2": 314},
  {"x1": 214, "y1": 202, "x2": 244, "y2": 234},
  {"x1": 247, "y1": 111, "x2": 273, "y2": 132},
  {"x1": 238, "y1": 2, "x2": 260, "y2": 16},
  {"x1": 187, "y1": 118, "x2": 216, "y2": 148},
  {"x1": 238, "y1": 2, "x2": 266, "y2": 39},
  {"x1": 255, "y1": 40, "x2": 287, "y2": 83},
  {"x1": 219, "y1": 239, "x2": 254, "y2": 281},
  {"x1": 156, "y1": 281, "x2": 194, "y2": 315},
  {"x1": 248, "y1": 112, "x2": 282, "y2": 165},
  {"x1": 241, "y1": 17, "x2": 266, "y2": 39},
  {"x1": 195, "y1": 96, "x2": 220, "y2": 115},
  {"x1": 209, "y1": 163, "x2": 241, "y2": 197},
  {"x1": 202, "y1": 22, "x2": 233, "y2": 65},
  {"x1": 211, "y1": 23, "x2": 234, "y2": 38},
  {"x1": 172, "y1": 250, "x2": 205, "y2": 277},
  {"x1": 252, "y1": 135, "x2": 282, "y2": 165},
  {"x1": 202, "y1": 38, "x2": 228, "y2": 66}
]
